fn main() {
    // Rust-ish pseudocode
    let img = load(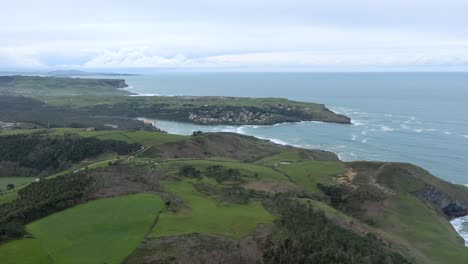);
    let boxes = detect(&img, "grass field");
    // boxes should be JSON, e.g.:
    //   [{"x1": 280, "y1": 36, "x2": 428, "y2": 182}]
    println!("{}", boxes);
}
[
  {"x1": 0, "y1": 191, "x2": 18, "y2": 205},
  {"x1": 378, "y1": 194, "x2": 468, "y2": 264},
  {"x1": 152, "y1": 180, "x2": 274, "y2": 239},
  {"x1": 0, "y1": 178, "x2": 35, "y2": 205},
  {"x1": 254, "y1": 150, "x2": 309, "y2": 165},
  {"x1": 272, "y1": 160, "x2": 344, "y2": 193},
  {"x1": 158, "y1": 159, "x2": 291, "y2": 183},
  {"x1": 0, "y1": 238, "x2": 51, "y2": 264},
  {"x1": 0, "y1": 128, "x2": 186, "y2": 147},
  {"x1": 51, "y1": 128, "x2": 186, "y2": 147},
  {"x1": 0, "y1": 177, "x2": 35, "y2": 192},
  {"x1": 3, "y1": 193, "x2": 165, "y2": 264}
]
